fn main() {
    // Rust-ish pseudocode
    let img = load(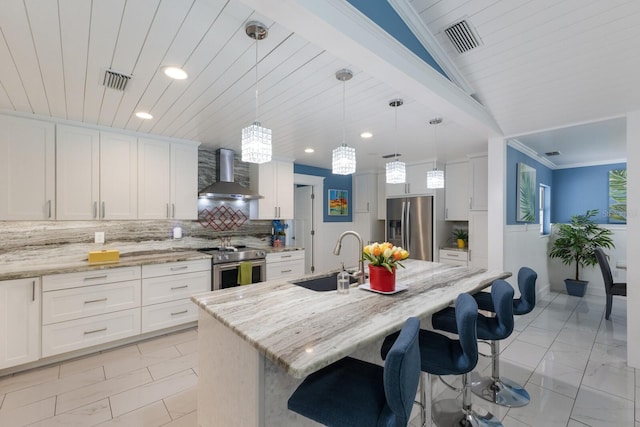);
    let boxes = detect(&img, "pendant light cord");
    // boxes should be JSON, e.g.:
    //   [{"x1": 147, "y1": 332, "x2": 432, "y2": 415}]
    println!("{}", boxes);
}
[
  {"x1": 342, "y1": 78, "x2": 346, "y2": 145},
  {"x1": 394, "y1": 103, "x2": 398, "y2": 160},
  {"x1": 254, "y1": 39, "x2": 259, "y2": 122}
]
